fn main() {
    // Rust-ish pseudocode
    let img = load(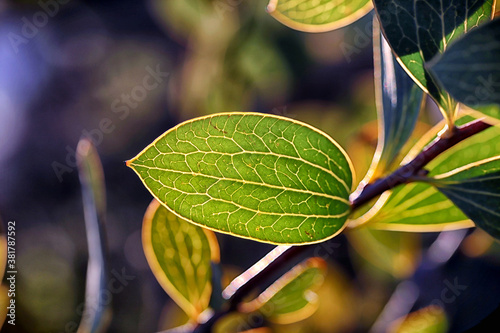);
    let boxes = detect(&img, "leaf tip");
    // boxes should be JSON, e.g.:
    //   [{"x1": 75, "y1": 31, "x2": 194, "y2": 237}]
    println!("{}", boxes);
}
[{"x1": 266, "y1": 0, "x2": 277, "y2": 13}]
